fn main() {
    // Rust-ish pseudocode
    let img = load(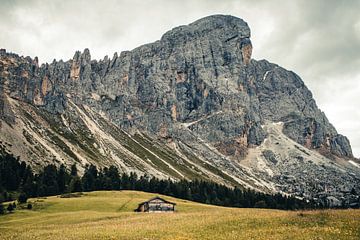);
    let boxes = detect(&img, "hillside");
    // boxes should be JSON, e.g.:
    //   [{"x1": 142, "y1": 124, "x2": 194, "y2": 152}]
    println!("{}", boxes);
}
[
  {"x1": 1, "y1": 14, "x2": 360, "y2": 202},
  {"x1": 0, "y1": 191, "x2": 359, "y2": 240}
]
